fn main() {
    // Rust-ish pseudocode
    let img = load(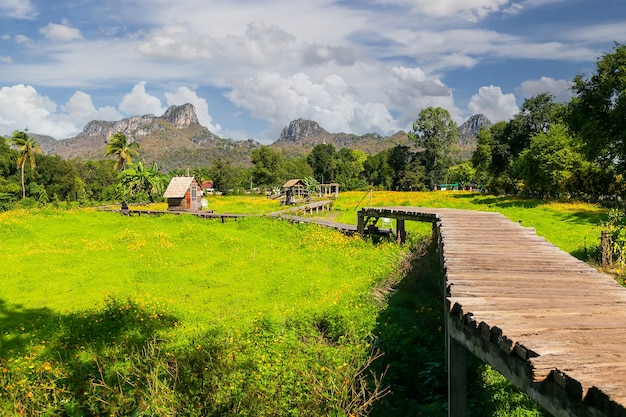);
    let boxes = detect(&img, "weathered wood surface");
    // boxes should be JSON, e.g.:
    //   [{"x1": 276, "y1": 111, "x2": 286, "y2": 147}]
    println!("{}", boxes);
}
[
  {"x1": 269, "y1": 213, "x2": 358, "y2": 234},
  {"x1": 363, "y1": 207, "x2": 626, "y2": 416}
]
